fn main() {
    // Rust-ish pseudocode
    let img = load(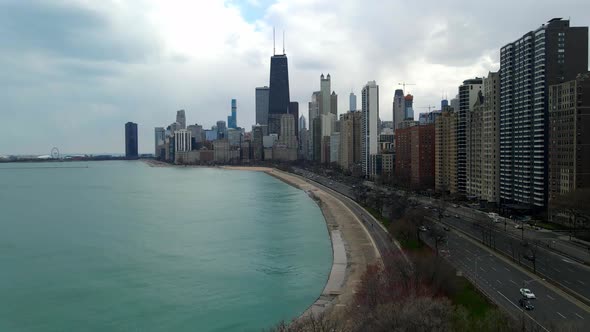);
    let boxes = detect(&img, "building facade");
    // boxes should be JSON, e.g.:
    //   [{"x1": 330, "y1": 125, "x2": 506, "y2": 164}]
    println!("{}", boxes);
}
[
  {"x1": 154, "y1": 127, "x2": 165, "y2": 156},
  {"x1": 458, "y1": 78, "x2": 483, "y2": 194},
  {"x1": 268, "y1": 53, "x2": 290, "y2": 134},
  {"x1": 548, "y1": 73, "x2": 590, "y2": 206},
  {"x1": 392, "y1": 89, "x2": 405, "y2": 132},
  {"x1": 435, "y1": 108, "x2": 457, "y2": 194},
  {"x1": 481, "y1": 72, "x2": 501, "y2": 203},
  {"x1": 256, "y1": 86, "x2": 270, "y2": 133},
  {"x1": 339, "y1": 111, "x2": 362, "y2": 170},
  {"x1": 466, "y1": 92, "x2": 484, "y2": 198},
  {"x1": 500, "y1": 18, "x2": 588, "y2": 209},
  {"x1": 176, "y1": 110, "x2": 186, "y2": 129},
  {"x1": 228, "y1": 99, "x2": 237, "y2": 129}
]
